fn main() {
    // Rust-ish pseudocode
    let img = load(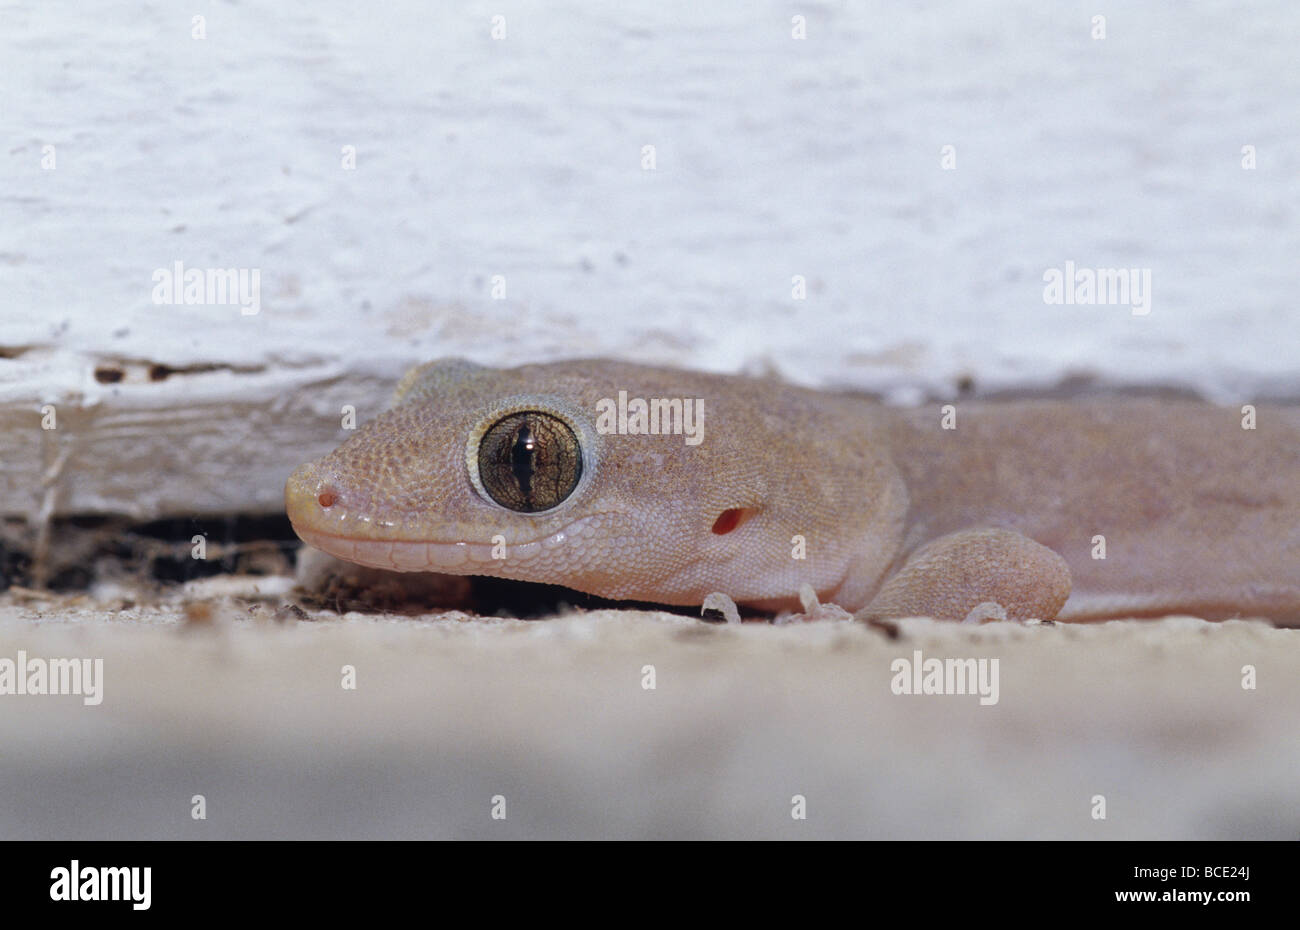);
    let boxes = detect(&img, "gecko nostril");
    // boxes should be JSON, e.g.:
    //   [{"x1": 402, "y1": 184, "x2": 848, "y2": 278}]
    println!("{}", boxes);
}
[{"x1": 318, "y1": 490, "x2": 337, "y2": 509}]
